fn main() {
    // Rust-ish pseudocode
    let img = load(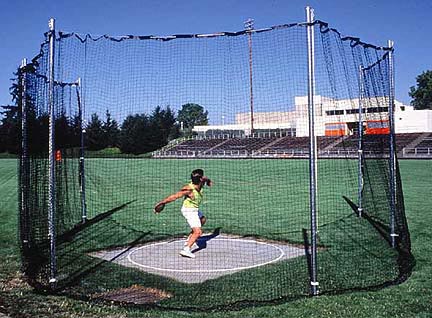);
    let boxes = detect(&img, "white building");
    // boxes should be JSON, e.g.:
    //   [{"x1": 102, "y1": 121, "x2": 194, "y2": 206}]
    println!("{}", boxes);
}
[
  {"x1": 395, "y1": 107, "x2": 432, "y2": 133},
  {"x1": 193, "y1": 95, "x2": 432, "y2": 137}
]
